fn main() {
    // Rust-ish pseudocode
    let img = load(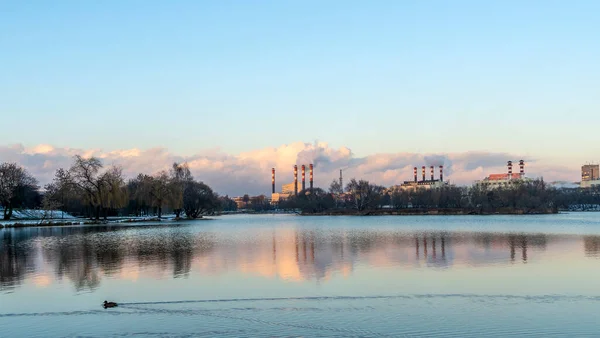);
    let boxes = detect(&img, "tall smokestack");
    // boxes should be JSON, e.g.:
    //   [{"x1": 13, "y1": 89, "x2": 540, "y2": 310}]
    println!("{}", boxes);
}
[
  {"x1": 339, "y1": 169, "x2": 343, "y2": 192},
  {"x1": 430, "y1": 166, "x2": 434, "y2": 181},
  {"x1": 422, "y1": 166, "x2": 426, "y2": 182},
  {"x1": 439, "y1": 165, "x2": 443, "y2": 182},
  {"x1": 413, "y1": 167, "x2": 417, "y2": 183},
  {"x1": 272, "y1": 168, "x2": 275, "y2": 194},
  {"x1": 508, "y1": 161, "x2": 513, "y2": 179},
  {"x1": 294, "y1": 165, "x2": 298, "y2": 196},
  {"x1": 519, "y1": 160, "x2": 525, "y2": 177},
  {"x1": 309, "y1": 164, "x2": 314, "y2": 190},
  {"x1": 301, "y1": 165, "x2": 306, "y2": 191}
]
